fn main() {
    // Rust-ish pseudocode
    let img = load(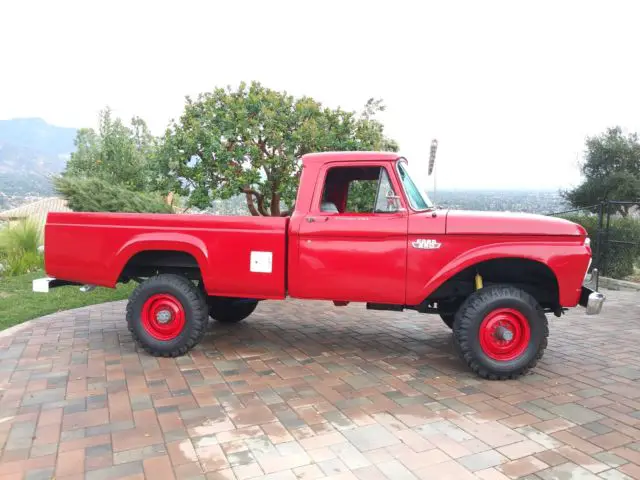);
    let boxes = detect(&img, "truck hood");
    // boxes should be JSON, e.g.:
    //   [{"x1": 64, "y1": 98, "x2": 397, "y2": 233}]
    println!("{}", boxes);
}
[{"x1": 445, "y1": 210, "x2": 587, "y2": 236}]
